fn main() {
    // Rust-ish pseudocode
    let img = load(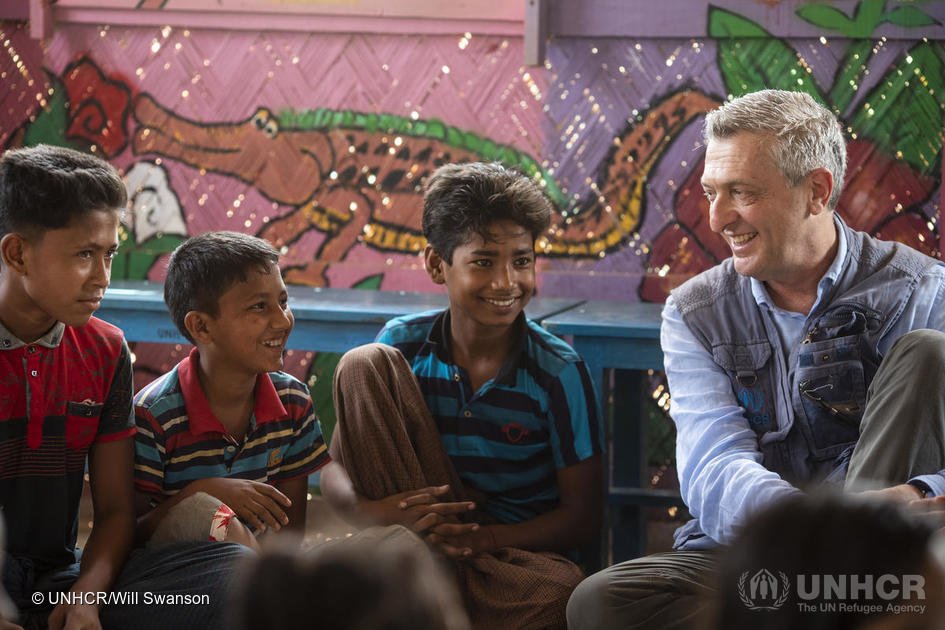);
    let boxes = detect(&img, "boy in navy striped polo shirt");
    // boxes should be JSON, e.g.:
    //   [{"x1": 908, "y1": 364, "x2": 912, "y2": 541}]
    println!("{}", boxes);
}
[
  {"x1": 321, "y1": 162, "x2": 604, "y2": 629},
  {"x1": 133, "y1": 232, "x2": 331, "y2": 547}
]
